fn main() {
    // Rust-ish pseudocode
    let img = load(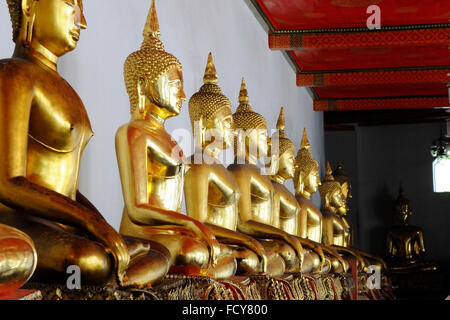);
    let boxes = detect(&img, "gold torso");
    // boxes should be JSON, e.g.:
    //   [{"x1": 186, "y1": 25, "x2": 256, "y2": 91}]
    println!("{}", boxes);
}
[
  {"x1": 272, "y1": 182, "x2": 299, "y2": 235},
  {"x1": 228, "y1": 163, "x2": 273, "y2": 225},
  {"x1": 387, "y1": 225, "x2": 424, "y2": 261},
  {"x1": 119, "y1": 120, "x2": 185, "y2": 229},
  {"x1": 0, "y1": 58, "x2": 93, "y2": 200},
  {"x1": 322, "y1": 210, "x2": 347, "y2": 247},
  {"x1": 186, "y1": 162, "x2": 239, "y2": 231},
  {"x1": 296, "y1": 195, "x2": 323, "y2": 243}
]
